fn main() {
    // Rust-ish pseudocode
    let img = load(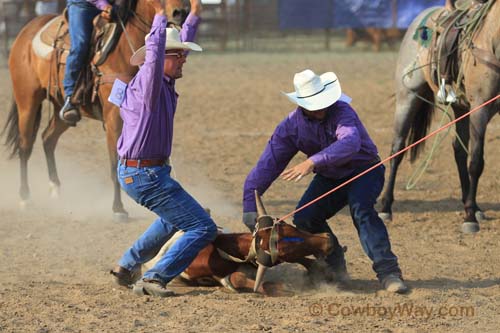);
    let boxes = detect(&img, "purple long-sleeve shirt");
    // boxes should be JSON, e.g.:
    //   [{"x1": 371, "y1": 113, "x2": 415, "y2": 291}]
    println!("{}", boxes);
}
[
  {"x1": 243, "y1": 101, "x2": 380, "y2": 212},
  {"x1": 85, "y1": 0, "x2": 110, "y2": 11},
  {"x1": 117, "y1": 13, "x2": 201, "y2": 160}
]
